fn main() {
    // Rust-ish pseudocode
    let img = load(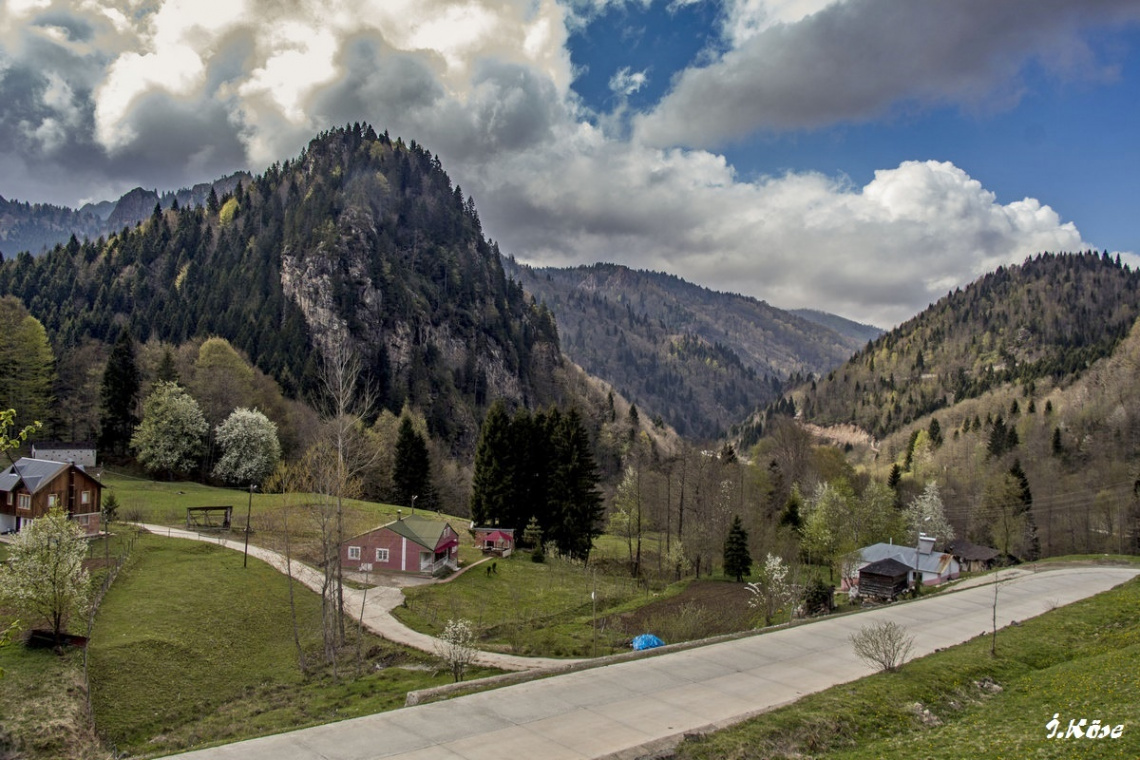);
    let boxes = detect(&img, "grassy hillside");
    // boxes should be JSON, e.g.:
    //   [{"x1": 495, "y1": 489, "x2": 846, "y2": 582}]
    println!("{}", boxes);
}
[
  {"x1": 87, "y1": 533, "x2": 500, "y2": 757},
  {"x1": 676, "y1": 569, "x2": 1140, "y2": 760}
]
